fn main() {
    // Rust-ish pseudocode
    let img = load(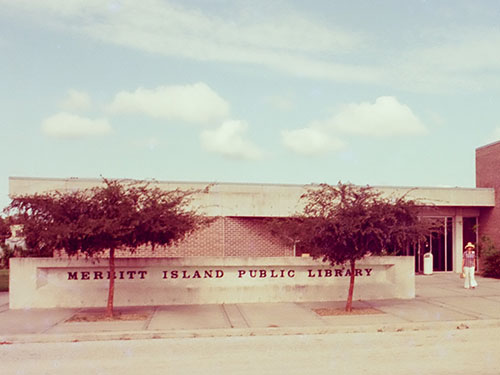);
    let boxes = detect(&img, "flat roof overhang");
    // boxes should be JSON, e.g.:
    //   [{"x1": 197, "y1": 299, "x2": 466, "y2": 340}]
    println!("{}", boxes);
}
[{"x1": 9, "y1": 176, "x2": 496, "y2": 217}]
